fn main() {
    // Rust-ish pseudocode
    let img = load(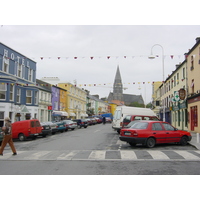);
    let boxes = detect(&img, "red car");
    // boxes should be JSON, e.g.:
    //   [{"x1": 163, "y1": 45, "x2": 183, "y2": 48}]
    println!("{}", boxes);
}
[{"x1": 119, "y1": 120, "x2": 192, "y2": 148}]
